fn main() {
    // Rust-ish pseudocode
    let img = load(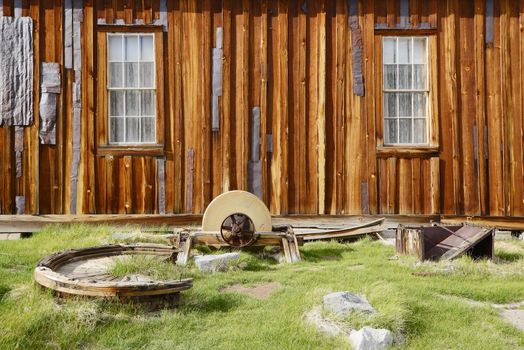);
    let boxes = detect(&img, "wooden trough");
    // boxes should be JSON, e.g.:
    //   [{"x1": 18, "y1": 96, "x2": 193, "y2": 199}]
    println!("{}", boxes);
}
[
  {"x1": 34, "y1": 244, "x2": 193, "y2": 308},
  {"x1": 396, "y1": 224, "x2": 495, "y2": 261}
]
